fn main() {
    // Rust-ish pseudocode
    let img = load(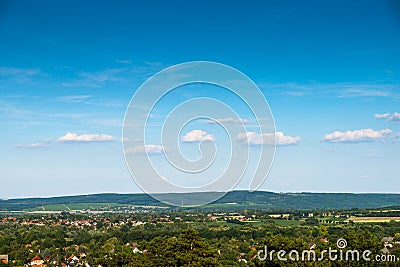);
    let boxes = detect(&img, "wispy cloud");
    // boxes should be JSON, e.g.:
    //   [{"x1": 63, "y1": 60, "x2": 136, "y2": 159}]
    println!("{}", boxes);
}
[
  {"x1": 57, "y1": 95, "x2": 92, "y2": 103},
  {"x1": 16, "y1": 142, "x2": 48, "y2": 148},
  {"x1": 124, "y1": 144, "x2": 165, "y2": 155},
  {"x1": 16, "y1": 132, "x2": 116, "y2": 148},
  {"x1": 57, "y1": 95, "x2": 125, "y2": 108},
  {"x1": 0, "y1": 99, "x2": 39, "y2": 125},
  {"x1": 181, "y1": 130, "x2": 215, "y2": 143},
  {"x1": 237, "y1": 131, "x2": 300, "y2": 146},
  {"x1": 61, "y1": 63, "x2": 164, "y2": 88},
  {"x1": 207, "y1": 117, "x2": 250, "y2": 125},
  {"x1": 115, "y1": 59, "x2": 132, "y2": 64},
  {"x1": 16, "y1": 138, "x2": 52, "y2": 148},
  {"x1": 61, "y1": 68, "x2": 127, "y2": 88},
  {"x1": 394, "y1": 133, "x2": 400, "y2": 142},
  {"x1": 0, "y1": 67, "x2": 41, "y2": 76},
  {"x1": 260, "y1": 81, "x2": 400, "y2": 99},
  {"x1": 338, "y1": 88, "x2": 392, "y2": 98},
  {"x1": 0, "y1": 96, "x2": 124, "y2": 129},
  {"x1": 322, "y1": 128, "x2": 392, "y2": 143},
  {"x1": 0, "y1": 67, "x2": 44, "y2": 84},
  {"x1": 58, "y1": 132, "x2": 115, "y2": 143}
]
